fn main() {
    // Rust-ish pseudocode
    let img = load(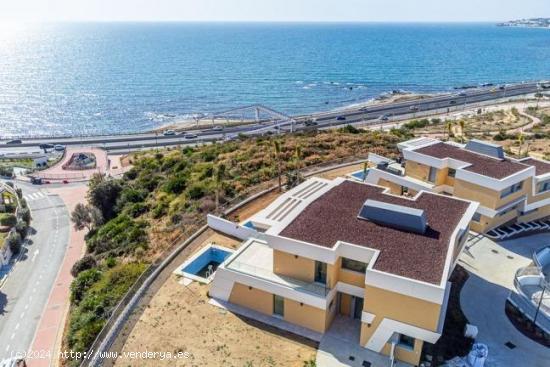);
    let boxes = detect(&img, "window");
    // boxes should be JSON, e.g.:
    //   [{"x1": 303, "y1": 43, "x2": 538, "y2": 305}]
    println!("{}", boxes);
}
[
  {"x1": 448, "y1": 168, "x2": 456, "y2": 178},
  {"x1": 472, "y1": 212, "x2": 482, "y2": 222},
  {"x1": 428, "y1": 166, "x2": 437, "y2": 183},
  {"x1": 273, "y1": 295, "x2": 284, "y2": 317},
  {"x1": 500, "y1": 182, "x2": 523, "y2": 198},
  {"x1": 538, "y1": 180, "x2": 550, "y2": 194},
  {"x1": 398, "y1": 334, "x2": 415, "y2": 350},
  {"x1": 341, "y1": 258, "x2": 368, "y2": 273},
  {"x1": 498, "y1": 204, "x2": 518, "y2": 217},
  {"x1": 314, "y1": 261, "x2": 327, "y2": 284}
]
